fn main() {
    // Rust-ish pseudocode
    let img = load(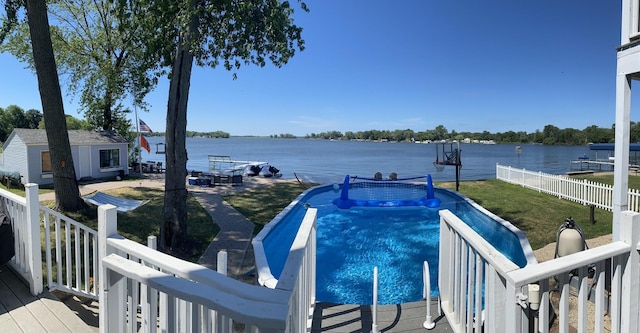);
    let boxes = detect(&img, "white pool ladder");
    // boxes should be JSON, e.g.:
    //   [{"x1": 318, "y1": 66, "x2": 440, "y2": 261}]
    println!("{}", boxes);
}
[{"x1": 423, "y1": 261, "x2": 436, "y2": 329}]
